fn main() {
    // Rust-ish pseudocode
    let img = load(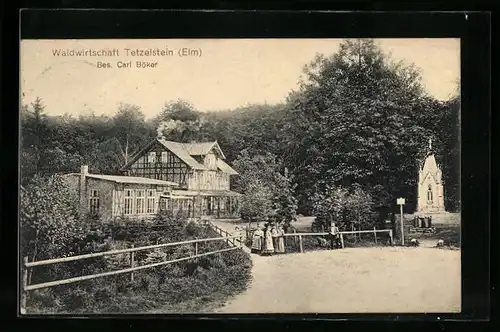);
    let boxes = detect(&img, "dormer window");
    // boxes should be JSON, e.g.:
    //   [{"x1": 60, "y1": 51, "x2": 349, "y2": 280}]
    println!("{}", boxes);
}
[{"x1": 205, "y1": 153, "x2": 217, "y2": 170}]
